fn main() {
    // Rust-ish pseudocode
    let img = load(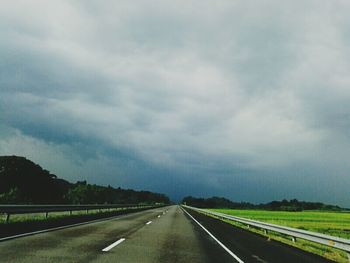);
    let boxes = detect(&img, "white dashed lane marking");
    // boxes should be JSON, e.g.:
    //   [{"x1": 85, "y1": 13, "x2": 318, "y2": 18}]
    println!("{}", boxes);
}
[{"x1": 102, "y1": 238, "x2": 126, "y2": 252}]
